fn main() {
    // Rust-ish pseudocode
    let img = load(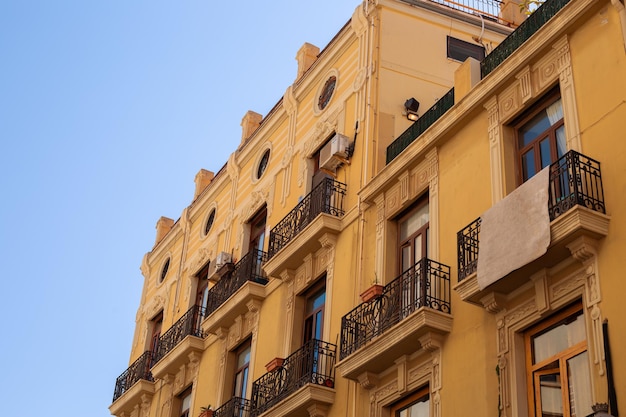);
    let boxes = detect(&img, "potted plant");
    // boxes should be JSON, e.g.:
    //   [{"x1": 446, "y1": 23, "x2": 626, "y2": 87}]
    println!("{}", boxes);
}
[
  {"x1": 360, "y1": 276, "x2": 384, "y2": 302},
  {"x1": 265, "y1": 357, "x2": 285, "y2": 372},
  {"x1": 199, "y1": 405, "x2": 213, "y2": 417}
]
